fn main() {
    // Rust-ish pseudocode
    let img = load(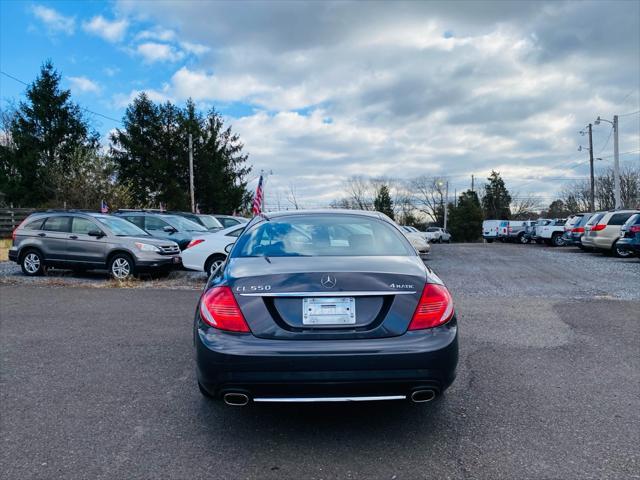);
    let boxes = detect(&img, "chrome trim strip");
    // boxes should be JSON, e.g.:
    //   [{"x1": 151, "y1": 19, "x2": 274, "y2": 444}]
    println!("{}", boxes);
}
[
  {"x1": 238, "y1": 290, "x2": 416, "y2": 297},
  {"x1": 253, "y1": 395, "x2": 406, "y2": 403}
]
